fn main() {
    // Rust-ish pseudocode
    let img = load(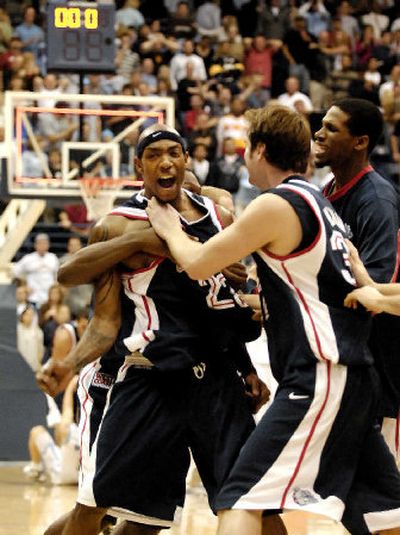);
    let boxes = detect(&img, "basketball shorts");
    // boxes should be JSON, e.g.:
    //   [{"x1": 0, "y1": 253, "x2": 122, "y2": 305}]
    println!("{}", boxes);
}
[
  {"x1": 77, "y1": 353, "x2": 256, "y2": 528},
  {"x1": 215, "y1": 361, "x2": 400, "y2": 535},
  {"x1": 78, "y1": 357, "x2": 119, "y2": 488}
]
